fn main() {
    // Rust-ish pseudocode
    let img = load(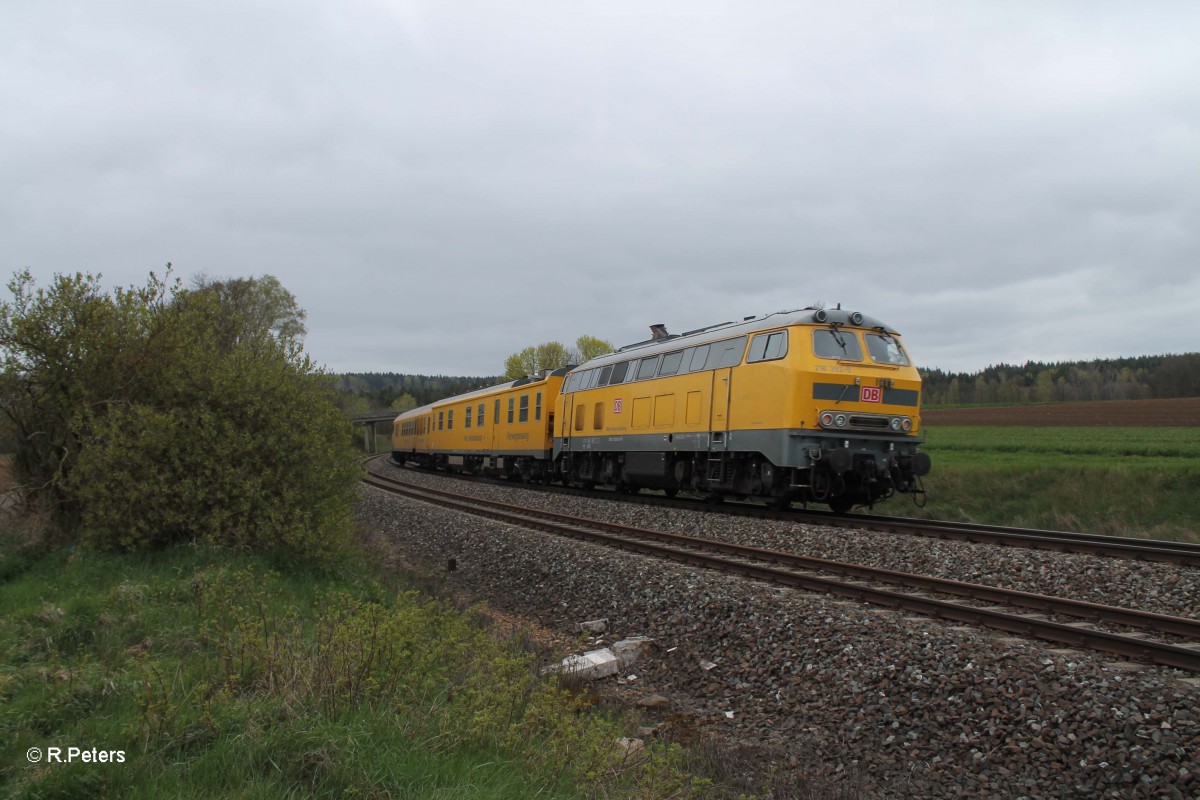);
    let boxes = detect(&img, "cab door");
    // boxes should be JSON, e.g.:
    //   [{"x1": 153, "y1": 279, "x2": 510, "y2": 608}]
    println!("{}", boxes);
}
[
  {"x1": 710, "y1": 368, "x2": 732, "y2": 448},
  {"x1": 557, "y1": 393, "x2": 574, "y2": 452}
]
